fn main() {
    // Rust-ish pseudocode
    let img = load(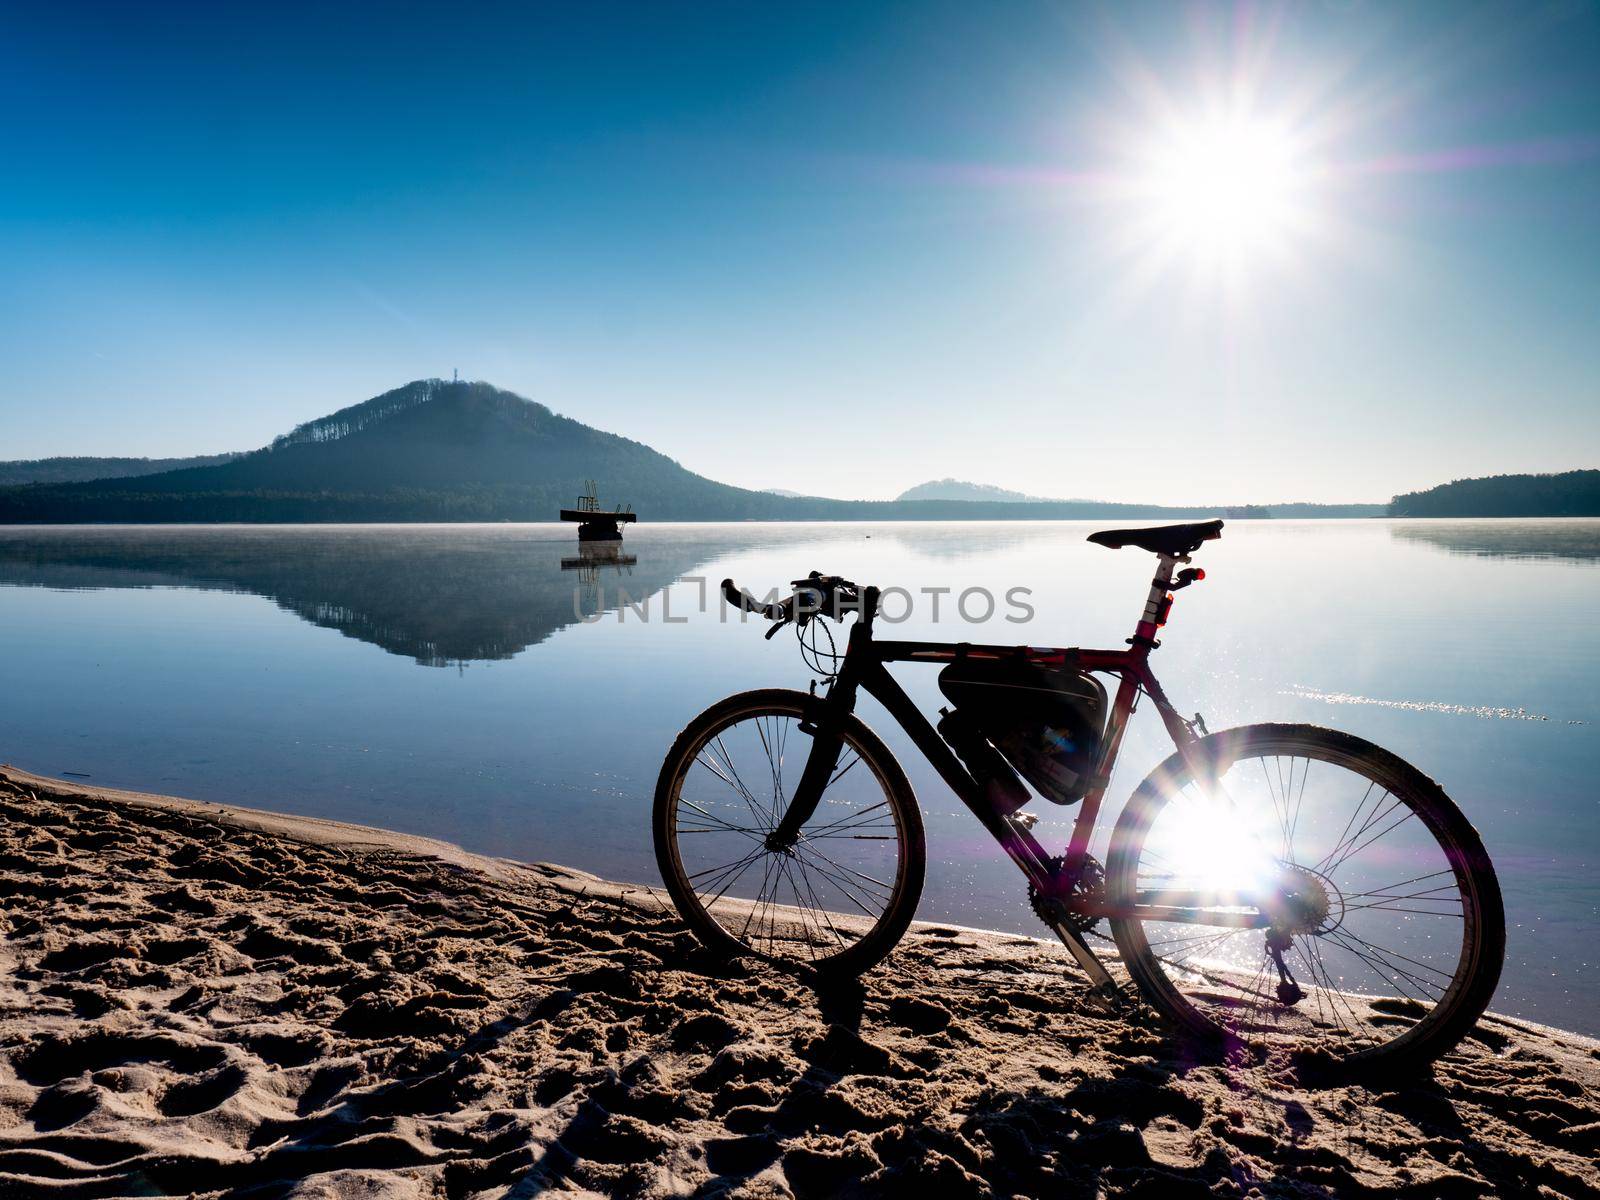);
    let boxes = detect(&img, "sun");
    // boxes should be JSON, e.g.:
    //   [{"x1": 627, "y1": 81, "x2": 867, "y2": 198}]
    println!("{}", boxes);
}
[{"x1": 1126, "y1": 110, "x2": 1312, "y2": 273}]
